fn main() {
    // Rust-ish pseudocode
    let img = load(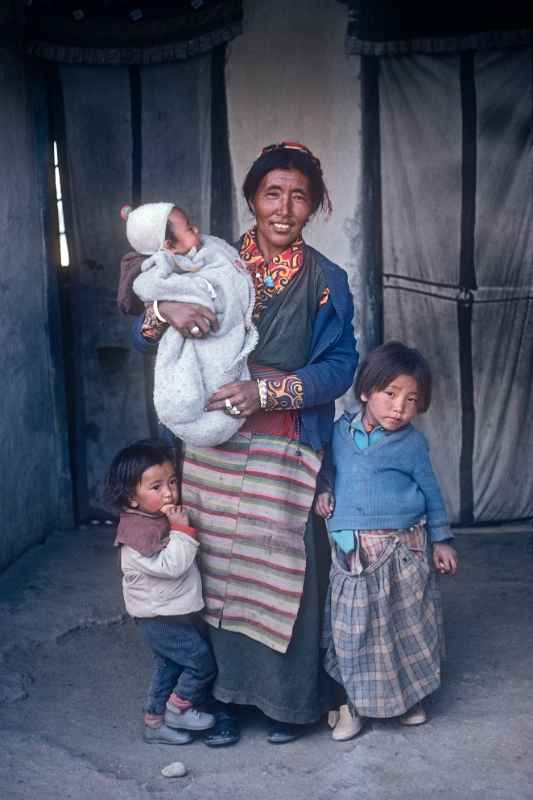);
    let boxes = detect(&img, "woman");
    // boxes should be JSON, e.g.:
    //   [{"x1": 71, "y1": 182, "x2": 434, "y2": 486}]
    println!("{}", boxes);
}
[{"x1": 124, "y1": 142, "x2": 358, "y2": 745}]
